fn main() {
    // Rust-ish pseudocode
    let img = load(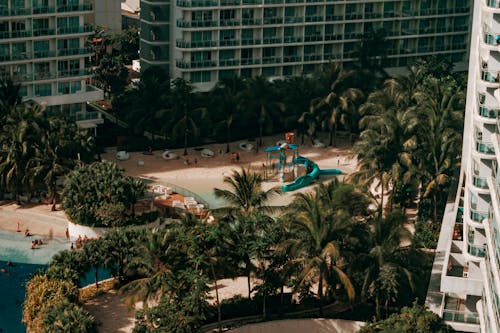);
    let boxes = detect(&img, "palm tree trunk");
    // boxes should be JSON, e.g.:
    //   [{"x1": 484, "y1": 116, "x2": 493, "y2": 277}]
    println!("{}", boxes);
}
[
  {"x1": 262, "y1": 293, "x2": 267, "y2": 319},
  {"x1": 279, "y1": 285, "x2": 284, "y2": 318},
  {"x1": 226, "y1": 124, "x2": 231, "y2": 153},
  {"x1": 211, "y1": 265, "x2": 222, "y2": 332},
  {"x1": 375, "y1": 296, "x2": 381, "y2": 320},
  {"x1": 94, "y1": 267, "x2": 99, "y2": 288},
  {"x1": 318, "y1": 268, "x2": 324, "y2": 316},
  {"x1": 183, "y1": 128, "x2": 188, "y2": 156},
  {"x1": 379, "y1": 174, "x2": 384, "y2": 218},
  {"x1": 433, "y1": 192, "x2": 438, "y2": 222},
  {"x1": 247, "y1": 273, "x2": 252, "y2": 299}
]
